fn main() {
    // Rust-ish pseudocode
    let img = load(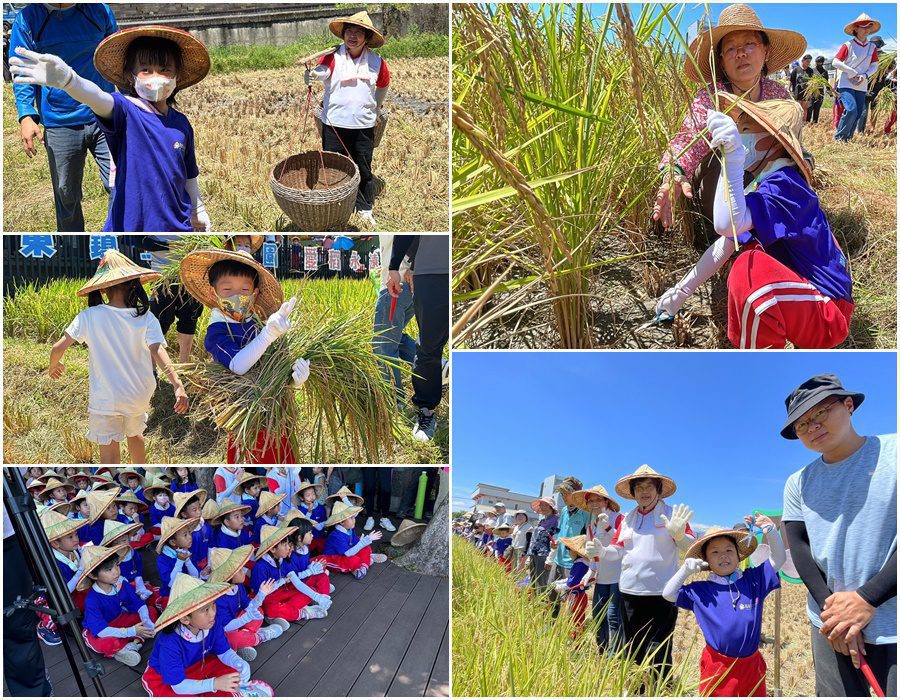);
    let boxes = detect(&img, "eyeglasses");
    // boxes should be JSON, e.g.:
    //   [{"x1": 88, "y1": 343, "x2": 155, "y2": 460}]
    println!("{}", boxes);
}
[
  {"x1": 794, "y1": 400, "x2": 844, "y2": 434},
  {"x1": 721, "y1": 41, "x2": 762, "y2": 60}
]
